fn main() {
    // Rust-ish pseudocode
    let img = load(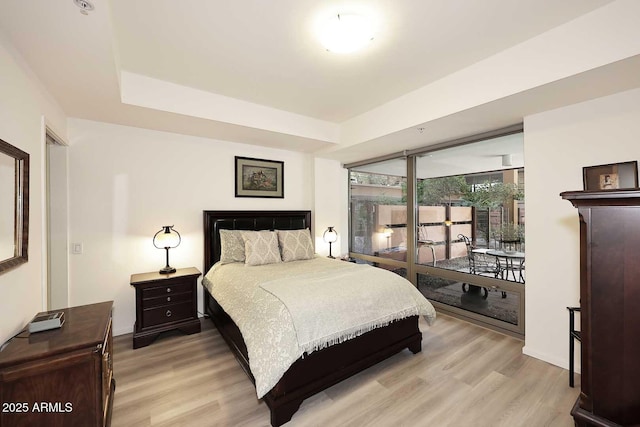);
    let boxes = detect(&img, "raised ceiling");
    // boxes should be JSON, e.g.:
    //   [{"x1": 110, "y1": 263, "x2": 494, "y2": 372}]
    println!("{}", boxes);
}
[
  {"x1": 110, "y1": 0, "x2": 610, "y2": 122},
  {"x1": 1, "y1": 0, "x2": 638, "y2": 164}
]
